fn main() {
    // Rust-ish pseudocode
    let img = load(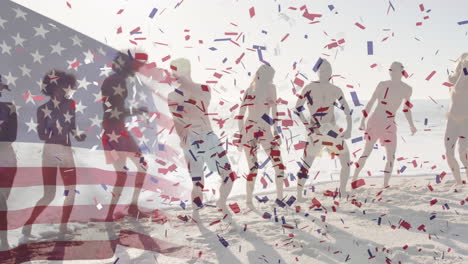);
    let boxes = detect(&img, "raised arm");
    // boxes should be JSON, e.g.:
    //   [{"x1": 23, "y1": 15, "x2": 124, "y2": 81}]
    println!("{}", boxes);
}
[
  {"x1": 336, "y1": 89, "x2": 352, "y2": 139},
  {"x1": 402, "y1": 85, "x2": 417, "y2": 135},
  {"x1": 168, "y1": 92, "x2": 189, "y2": 147},
  {"x1": 359, "y1": 82, "x2": 382, "y2": 130}
]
